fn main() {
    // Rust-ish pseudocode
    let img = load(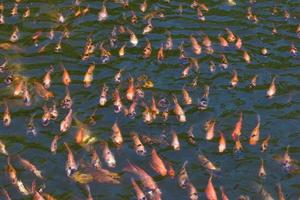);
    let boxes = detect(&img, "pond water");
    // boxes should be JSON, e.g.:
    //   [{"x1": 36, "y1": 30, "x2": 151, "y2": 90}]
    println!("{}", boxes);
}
[{"x1": 0, "y1": 0, "x2": 299, "y2": 199}]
